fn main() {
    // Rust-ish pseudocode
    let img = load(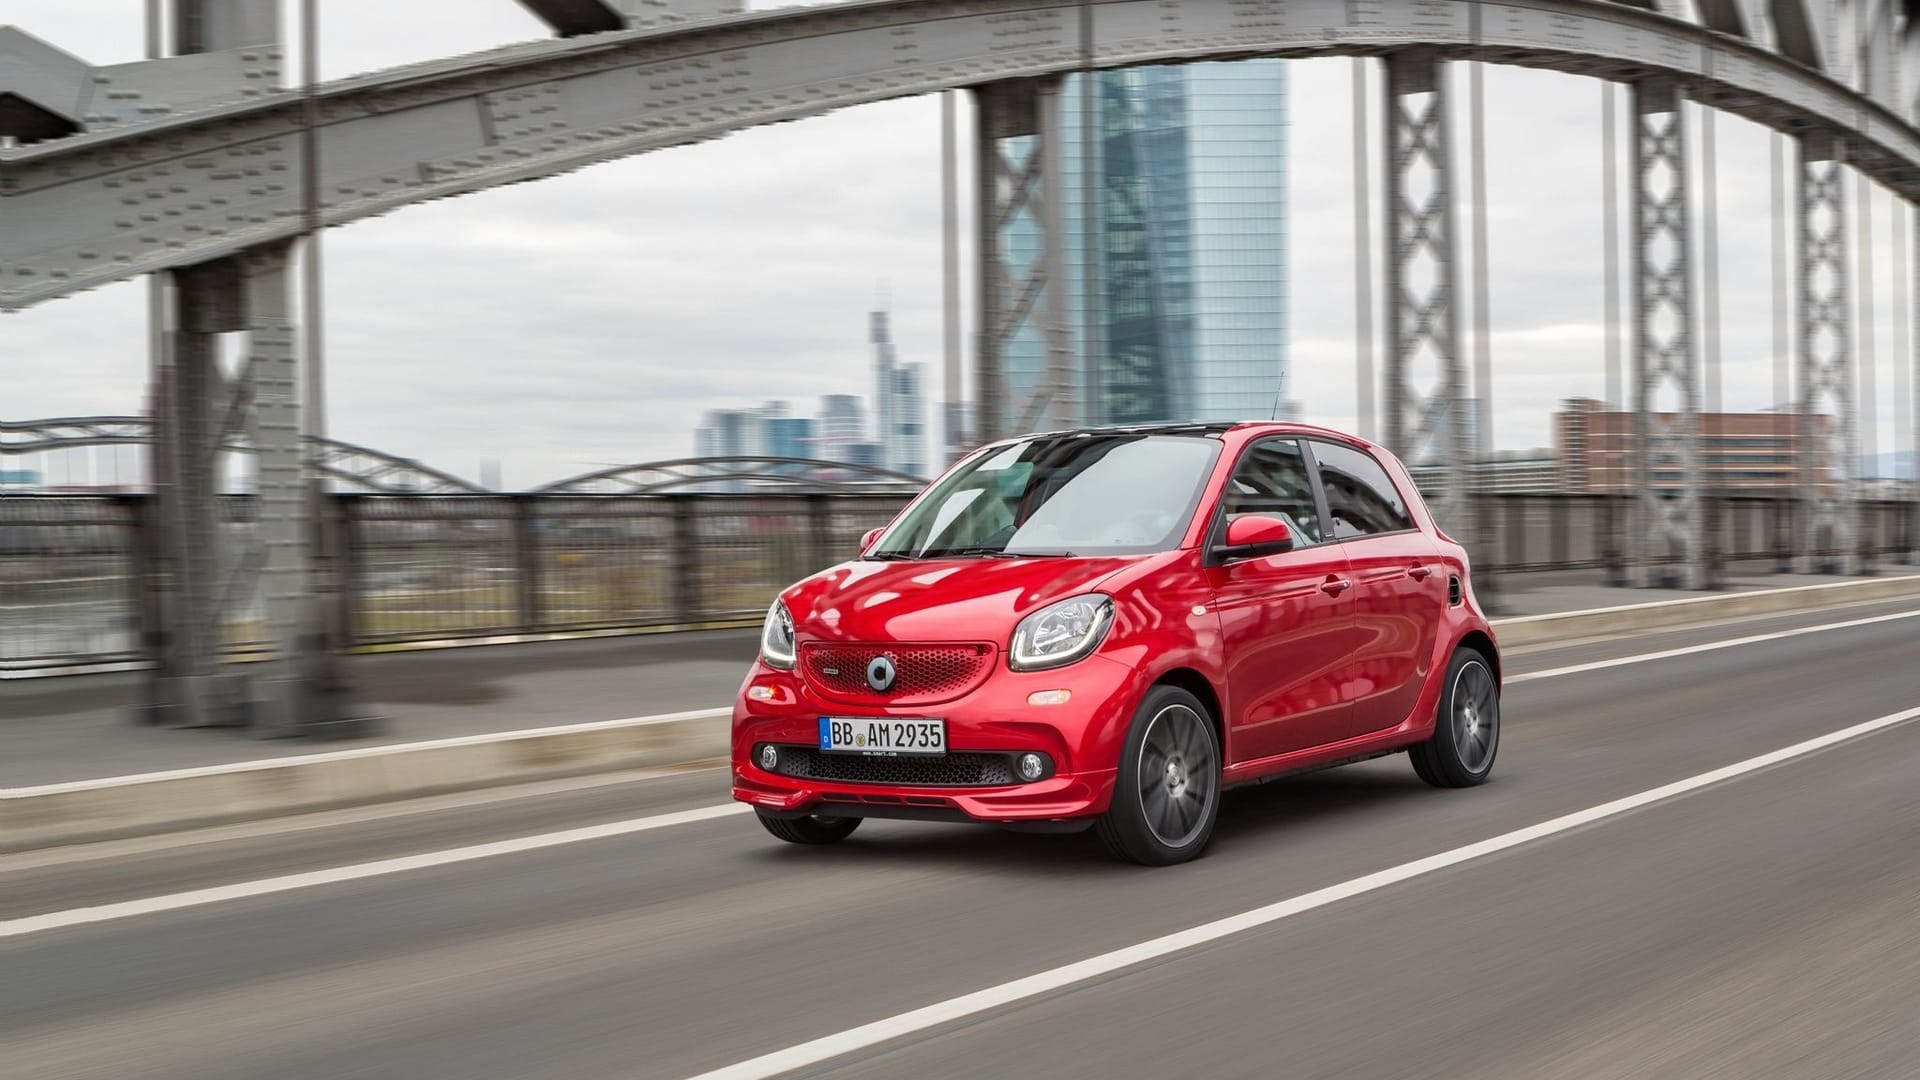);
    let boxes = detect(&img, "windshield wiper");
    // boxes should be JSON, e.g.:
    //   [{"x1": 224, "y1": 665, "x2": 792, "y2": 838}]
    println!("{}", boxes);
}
[
  {"x1": 929, "y1": 547, "x2": 1077, "y2": 559},
  {"x1": 863, "y1": 551, "x2": 918, "y2": 561}
]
